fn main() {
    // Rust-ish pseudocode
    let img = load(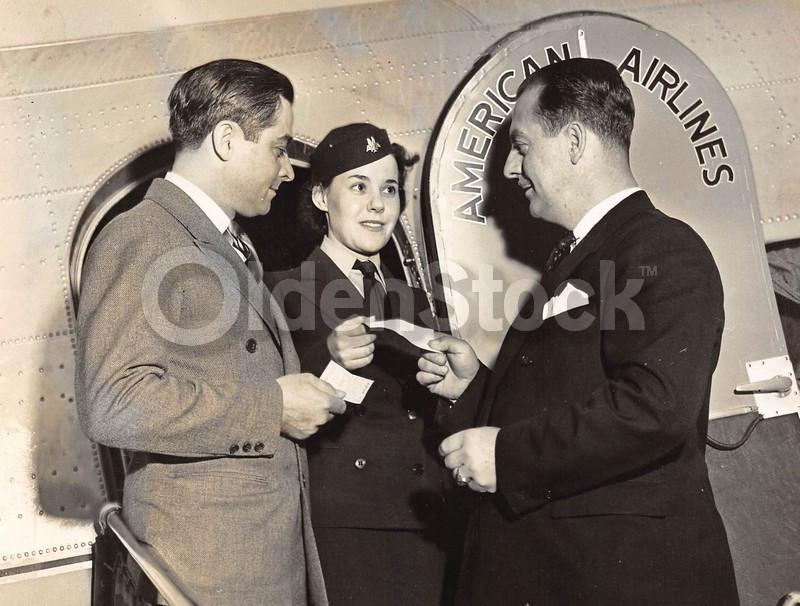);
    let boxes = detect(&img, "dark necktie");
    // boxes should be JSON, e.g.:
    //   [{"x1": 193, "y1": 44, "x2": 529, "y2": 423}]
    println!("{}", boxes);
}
[
  {"x1": 545, "y1": 232, "x2": 576, "y2": 272},
  {"x1": 353, "y1": 259, "x2": 386, "y2": 320}
]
